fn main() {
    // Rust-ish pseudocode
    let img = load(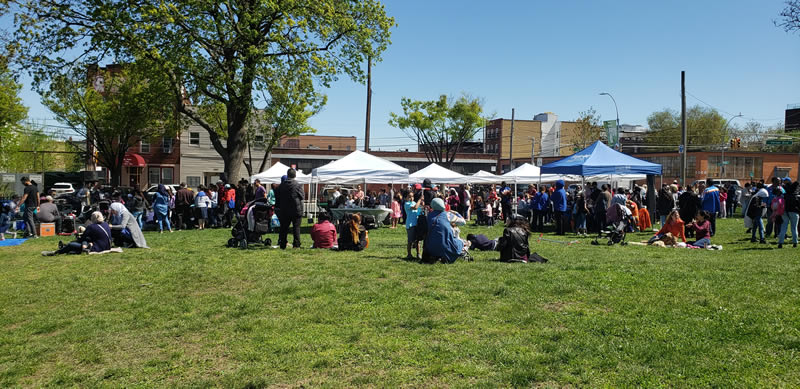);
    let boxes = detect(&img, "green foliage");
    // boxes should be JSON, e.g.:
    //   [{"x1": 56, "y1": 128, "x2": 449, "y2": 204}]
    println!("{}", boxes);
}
[
  {"x1": 12, "y1": 0, "x2": 395, "y2": 181},
  {"x1": 646, "y1": 105, "x2": 727, "y2": 151},
  {"x1": 1, "y1": 219, "x2": 800, "y2": 386},
  {"x1": 567, "y1": 107, "x2": 604, "y2": 150},
  {"x1": 245, "y1": 67, "x2": 327, "y2": 176},
  {"x1": 389, "y1": 94, "x2": 487, "y2": 167},
  {"x1": 0, "y1": 124, "x2": 75, "y2": 173},
  {"x1": 41, "y1": 62, "x2": 184, "y2": 186},
  {"x1": 0, "y1": 63, "x2": 27, "y2": 131}
]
